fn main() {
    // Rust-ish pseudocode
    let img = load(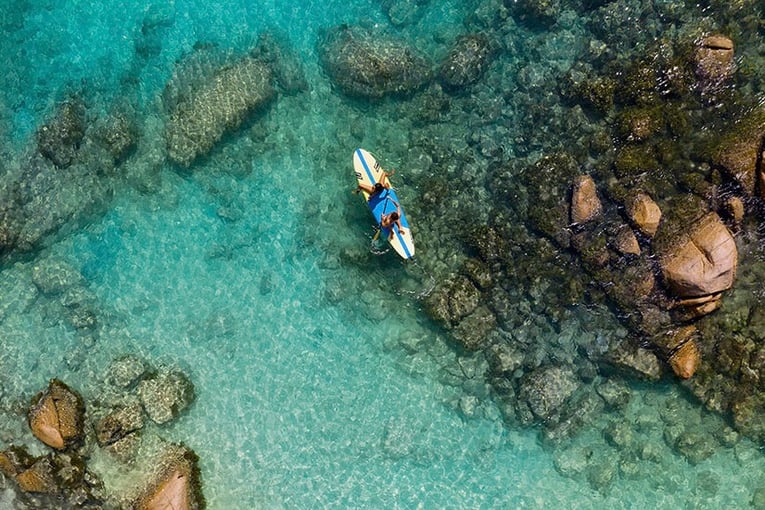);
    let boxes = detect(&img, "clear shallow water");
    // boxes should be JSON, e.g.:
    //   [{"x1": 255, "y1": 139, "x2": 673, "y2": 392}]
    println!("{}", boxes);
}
[{"x1": 1, "y1": 0, "x2": 765, "y2": 508}]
